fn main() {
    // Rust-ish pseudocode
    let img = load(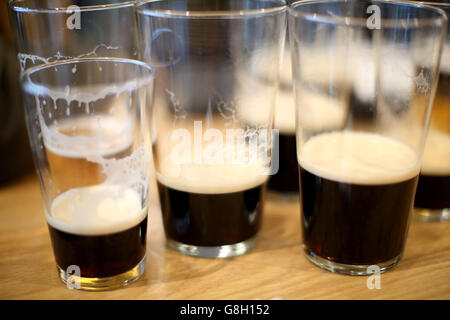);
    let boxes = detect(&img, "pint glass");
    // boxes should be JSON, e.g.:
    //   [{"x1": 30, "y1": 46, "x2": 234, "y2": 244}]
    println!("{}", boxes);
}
[
  {"x1": 20, "y1": 58, "x2": 154, "y2": 290},
  {"x1": 136, "y1": 0, "x2": 286, "y2": 258},
  {"x1": 289, "y1": 0, "x2": 447, "y2": 274}
]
